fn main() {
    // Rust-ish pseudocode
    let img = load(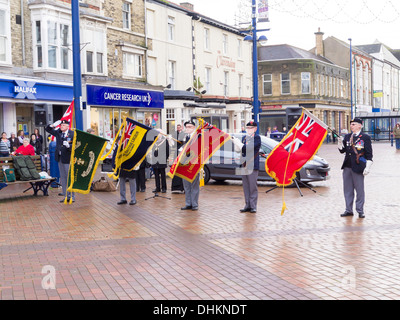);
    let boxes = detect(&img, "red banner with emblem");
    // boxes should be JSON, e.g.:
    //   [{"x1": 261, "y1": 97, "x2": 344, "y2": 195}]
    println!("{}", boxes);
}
[
  {"x1": 168, "y1": 121, "x2": 230, "y2": 183},
  {"x1": 51, "y1": 100, "x2": 74, "y2": 141},
  {"x1": 265, "y1": 109, "x2": 328, "y2": 186}
]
